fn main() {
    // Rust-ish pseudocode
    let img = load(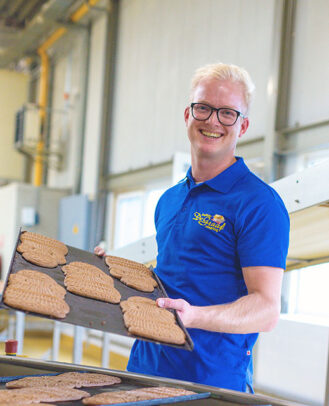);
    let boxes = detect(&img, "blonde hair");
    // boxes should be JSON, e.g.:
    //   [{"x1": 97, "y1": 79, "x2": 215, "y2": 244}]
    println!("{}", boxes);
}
[{"x1": 190, "y1": 62, "x2": 255, "y2": 113}]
